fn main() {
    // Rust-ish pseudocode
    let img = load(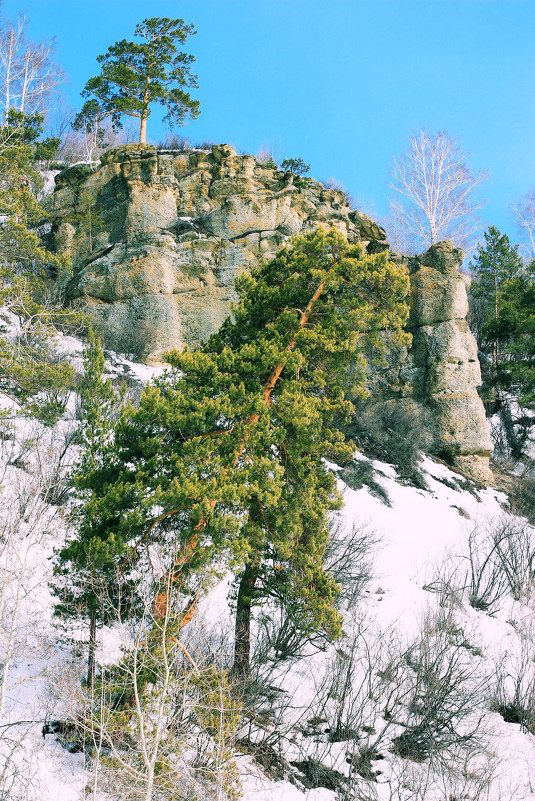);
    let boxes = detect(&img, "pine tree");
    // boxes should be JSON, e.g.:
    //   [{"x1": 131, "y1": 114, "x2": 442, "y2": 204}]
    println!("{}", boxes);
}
[
  {"x1": 470, "y1": 227, "x2": 534, "y2": 458},
  {"x1": 470, "y1": 225, "x2": 523, "y2": 369},
  {"x1": 76, "y1": 17, "x2": 199, "y2": 144},
  {"x1": 0, "y1": 110, "x2": 75, "y2": 419},
  {"x1": 280, "y1": 157, "x2": 310, "y2": 176},
  {"x1": 484, "y1": 267, "x2": 535, "y2": 458},
  {"x1": 52, "y1": 330, "x2": 129, "y2": 684},
  {"x1": 69, "y1": 189, "x2": 105, "y2": 255},
  {"x1": 71, "y1": 229, "x2": 410, "y2": 677}
]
